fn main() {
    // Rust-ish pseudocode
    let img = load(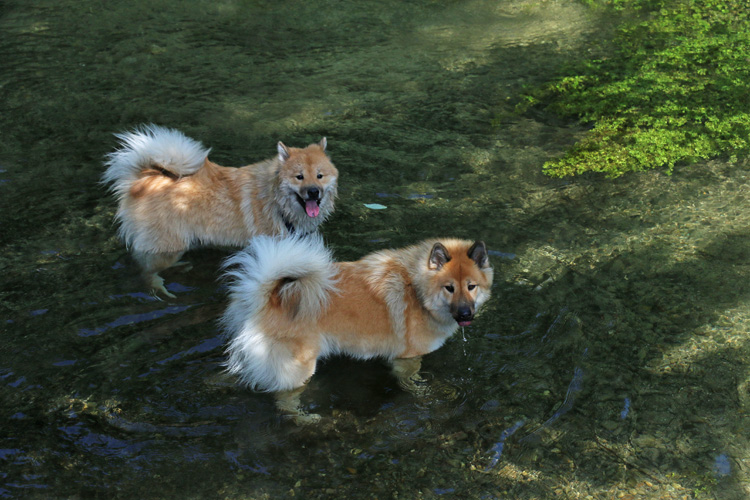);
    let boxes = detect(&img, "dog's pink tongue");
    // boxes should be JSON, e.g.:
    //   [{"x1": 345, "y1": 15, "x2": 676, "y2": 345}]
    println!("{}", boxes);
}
[
  {"x1": 305, "y1": 200, "x2": 320, "y2": 218},
  {"x1": 458, "y1": 321, "x2": 472, "y2": 327}
]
